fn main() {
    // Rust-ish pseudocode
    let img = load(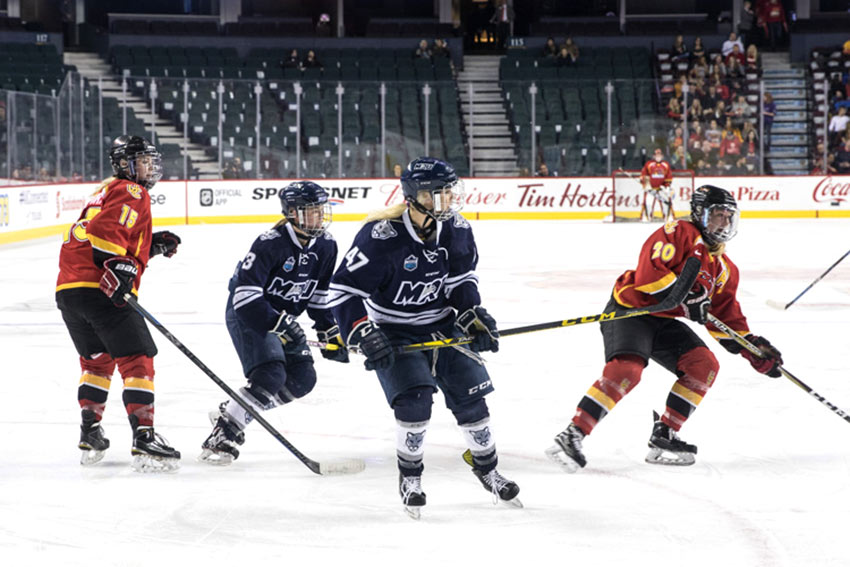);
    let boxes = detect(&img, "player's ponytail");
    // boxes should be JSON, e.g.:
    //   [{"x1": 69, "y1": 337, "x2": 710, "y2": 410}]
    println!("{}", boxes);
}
[{"x1": 363, "y1": 203, "x2": 406, "y2": 224}]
